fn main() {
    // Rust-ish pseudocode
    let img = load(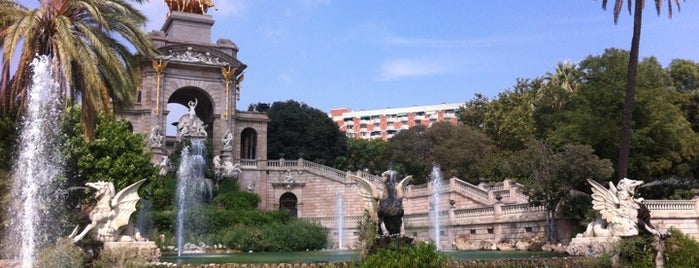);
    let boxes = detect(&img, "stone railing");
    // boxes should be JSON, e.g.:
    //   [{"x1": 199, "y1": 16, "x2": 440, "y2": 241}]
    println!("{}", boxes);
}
[
  {"x1": 240, "y1": 158, "x2": 383, "y2": 184},
  {"x1": 453, "y1": 179, "x2": 489, "y2": 203},
  {"x1": 454, "y1": 207, "x2": 495, "y2": 218},
  {"x1": 501, "y1": 203, "x2": 545, "y2": 215},
  {"x1": 643, "y1": 200, "x2": 696, "y2": 211},
  {"x1": 302, "y1": 216, "x2": 363, "y2": 229}
]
